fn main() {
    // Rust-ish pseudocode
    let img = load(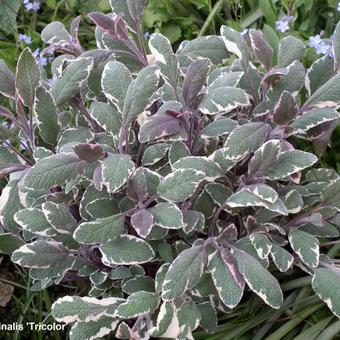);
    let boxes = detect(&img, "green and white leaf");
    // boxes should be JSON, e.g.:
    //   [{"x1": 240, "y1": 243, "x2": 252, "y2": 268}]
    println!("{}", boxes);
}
[
  {"x1": 271, "y1": 244, "x2": 294, "y2": 272},
  {"x1": 158, "y1": 169, "x2": 205, "y2": 202},
  {"x1": 199, "y1": 86, "x2": 249, "y2": 115},
  {"x1": 312, "y1": 268, "x2": 340, "y2": 318},
  {"x1": 34, "y1": 86, "x2": 61, "y2": 145},
  {"x1": 148, "y1": 202, "x2": 185, "y2": 229},
  {"x1": 102, "y1": 154, "x2": 135, "y2": 193},
  {"x1": 207, "y1": 250, "x2": 244, "y2": 308},
  {"x1": 235, "y1": 250, "x2": 283, "y2": 309},
  {"x1": 74, "y1": 214, "x2": 125, "y2": 244},
  {"x1": 101, "y1": 61, "x2": 132, "y2": 112},
  {"x1": 15, "y1": 48, "x2": 40, "y2": 107},
  {"x1": 162, "y1": 246, "x2": 204, "y2": 300},
  {"x1": 289, "y1": 229, "x2": 319, "y2": 268},
  {"x1": 250, "y1": 234, "x2": 272, "y2": 259},
  {"x1": 223, "y1": 123, "x2": 271, "y2": 160},
  {"x1": 266, "y1": 151, "x2": 317, "y2": 180},
  {"x1": 117, "y1": 291, "x2": 160, "y2": 319},
  {"x1": 201, "y1": 117, "x2": 238, "y2": 138},
  {"x1": 100, "y1": 235, "x2": 154, "y2": 266},
  {"x1": 52, "y1": 57, "x2": 93, "y2": 106}
]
